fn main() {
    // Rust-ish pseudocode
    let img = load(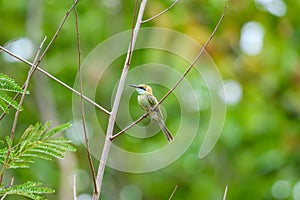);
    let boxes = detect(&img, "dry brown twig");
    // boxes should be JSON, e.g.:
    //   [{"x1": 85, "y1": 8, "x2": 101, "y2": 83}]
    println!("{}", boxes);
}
[
  {"x1": 0, "y1": 0, "x2": 109, "y2": 117},
  {"x1": 74, "y1": 5, "x2": 98, "y2": 194},
  {"x1": 110, "y1": 4, "x2": 228, "y2": 141},
  {"x1": 0, "y1": 36, "x2": 46, "y2": 184},
  {"x1": 141, "y1": 0, "x2": 181, "y2": 23}
]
